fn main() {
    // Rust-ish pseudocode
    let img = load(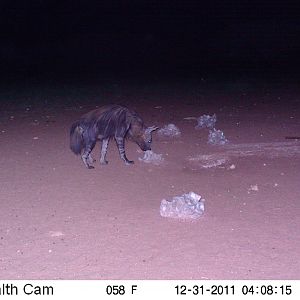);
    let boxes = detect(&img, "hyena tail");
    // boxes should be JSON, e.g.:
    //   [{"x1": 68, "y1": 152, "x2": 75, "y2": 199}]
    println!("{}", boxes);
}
[{"x1": 70, "y1": 121, "x2": 85, "y2": 155}]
